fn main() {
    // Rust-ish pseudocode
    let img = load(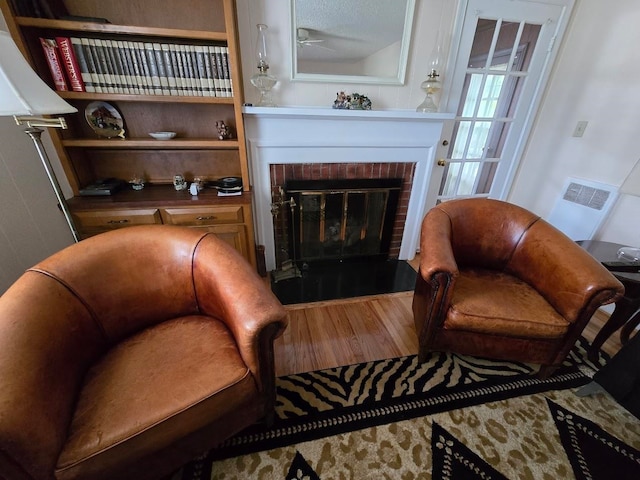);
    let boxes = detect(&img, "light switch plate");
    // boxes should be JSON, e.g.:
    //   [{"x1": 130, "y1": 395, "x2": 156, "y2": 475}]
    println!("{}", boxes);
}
[{"x1": 573, "y1": 120, "x2": 588, "y2": 137}]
